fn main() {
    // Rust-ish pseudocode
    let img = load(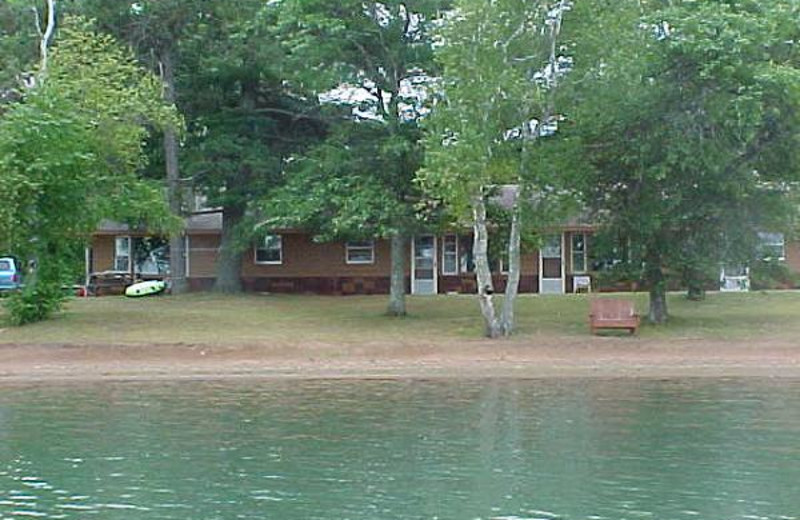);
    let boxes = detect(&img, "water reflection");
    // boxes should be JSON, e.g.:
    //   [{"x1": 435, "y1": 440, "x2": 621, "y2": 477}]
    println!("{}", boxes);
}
[{"x1": 0, "y1": 379, "x2": 798, "y2": 519}]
